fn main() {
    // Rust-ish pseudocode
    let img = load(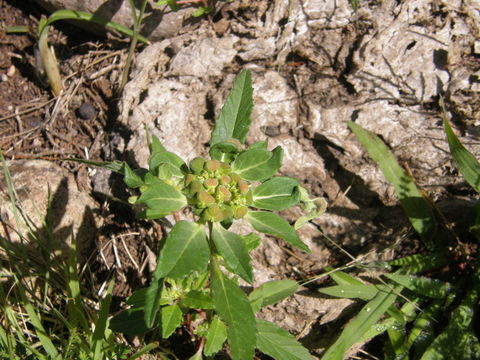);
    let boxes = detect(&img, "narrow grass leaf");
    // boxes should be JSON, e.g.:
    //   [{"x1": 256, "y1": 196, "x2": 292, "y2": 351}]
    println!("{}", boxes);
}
[
  {"x1": 211, "y1": 259, "x2": 256, "y2": 360},
  {"x1": 253, "y1": 177, "x2": 300, "y2": 211},
  {"x1": 348, "y1": 121, "x2": 436, "y2": 247},
  {"x1": 181, "y1": 290, "x2": 214, "y2": 309},
  {"x1": 319, "y1": 284, "x2": 379, "y2": 301},
  {"x1": 212, "y1": 223, "x2": 253, "y2": 283},
  {"x1": 385, "y1": 273, "x2": 452, "y2": 299},
  {"x1": 204, "y1": 316, "x2": 227, "y2": 356},
  {"x1": 406, "y1": 300, "x2": 441, "y2": 356},
  {"x1": 256, "y1": 319, "x2": 313, "y2": 360},
  {"x1": 92, "y1": 278, "x2": 115, "y2": 360},
  {"x1": 325, "y1": 267, "x2": 365, "y2": 286},
  {"x1": 444, "y1": 117, "x2": 480, "y2": 192},
  {"x1": 45, "y1": 10, "x2": 150, "y2": 43},
  {"x1": 211, "y1": 70, "x2": 253, "y2": 145},
  {"x1": 321, "y1": 285, "x2": 400, "y2": 360},
  {"x1": 65, "y1": 158, "x2": 125, "y2": 173},
  {"x1": 388, "y1": 252, "x2": 449, "y2": 273},
  {"x1": 249, "y1": 280, "x2": 298, "y2": 312},
  {"x1": 127, "y1": 342, "x2": 159, "y2": 360},
  {"x1": 232, "y1": 147, "x2": 283, "y2": 181},
  {"x1": 155, "y1": 221, "x2": 209, "y2": 279},
  {"x1": 159, "y1": 304, "x2": 183, "y2": 338},
  {"x1": 137, "y1": 180, "x2": 187, "y2": 217},
  {"x1": 247, "y1": 211, "x2": 310, "y2": 252},
  {"x1": 14, "y1": 277, "x2": 59, "y2": 359}
]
